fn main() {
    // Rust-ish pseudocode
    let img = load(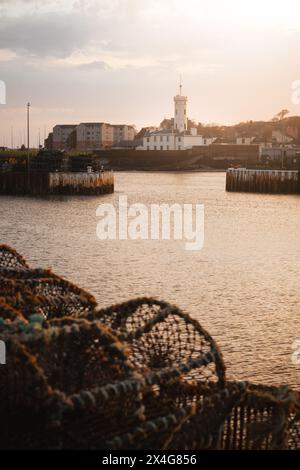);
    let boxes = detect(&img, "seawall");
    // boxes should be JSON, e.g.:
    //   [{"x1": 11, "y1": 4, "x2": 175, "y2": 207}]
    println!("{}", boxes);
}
[
  {"x1": 0, "y1": 170, "x2": 114, "y2": 196},
  {"x1": 226, "y1": 168, "x2": 299, "y2": 194}
]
